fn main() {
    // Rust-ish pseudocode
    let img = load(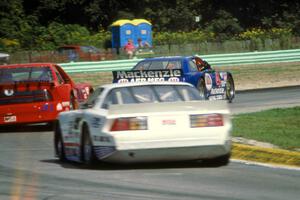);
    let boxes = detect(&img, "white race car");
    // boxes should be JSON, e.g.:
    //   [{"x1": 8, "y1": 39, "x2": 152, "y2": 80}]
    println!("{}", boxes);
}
[{"x1": 54, "y1": 82, "x2": 232, "y2": 166}]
